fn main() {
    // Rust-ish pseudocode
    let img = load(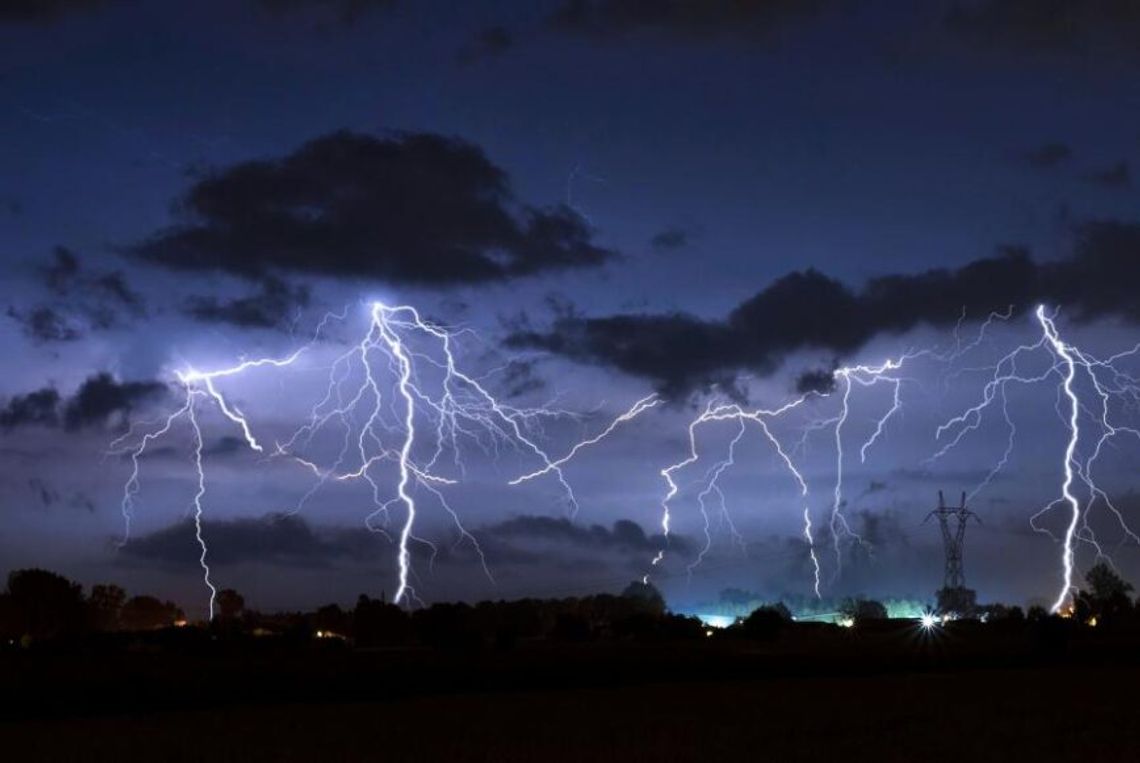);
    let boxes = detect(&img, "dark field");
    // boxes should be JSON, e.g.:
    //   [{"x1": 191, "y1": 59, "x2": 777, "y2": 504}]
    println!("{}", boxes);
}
[{"x1": 2, "y1": 622, "x2": 1138, "y2": 762}]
